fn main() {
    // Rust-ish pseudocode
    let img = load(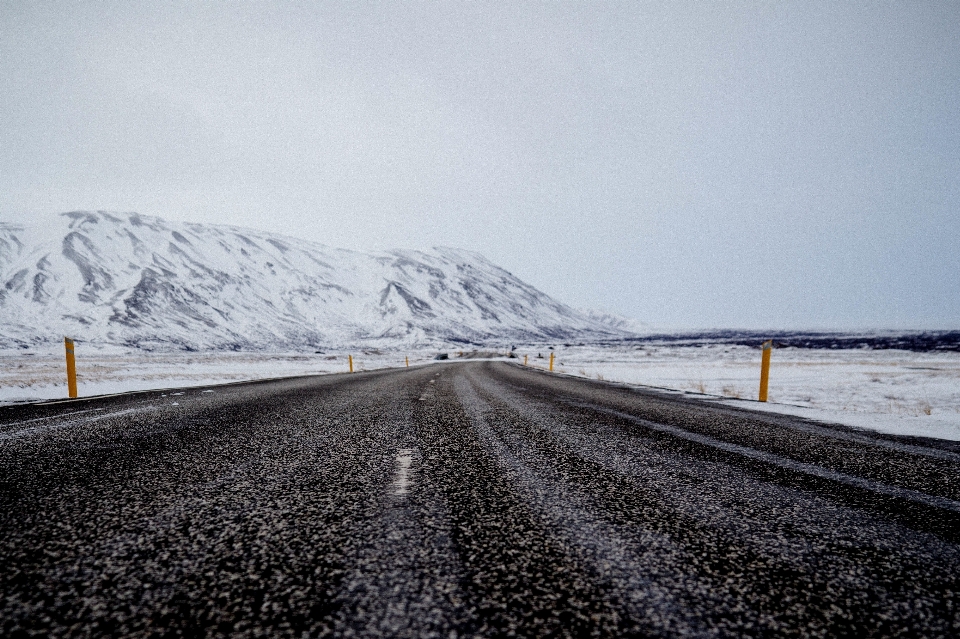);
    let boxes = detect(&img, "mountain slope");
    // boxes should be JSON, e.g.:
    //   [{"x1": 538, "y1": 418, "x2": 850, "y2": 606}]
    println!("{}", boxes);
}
[{"x1": 0, "y1": 212, "x2": 635, "y2": 350}]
